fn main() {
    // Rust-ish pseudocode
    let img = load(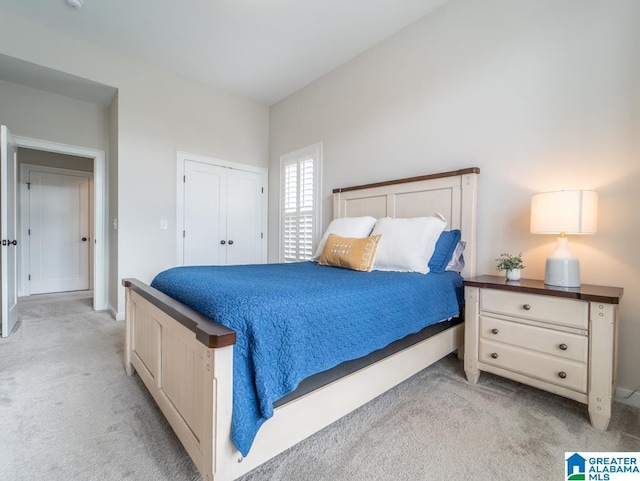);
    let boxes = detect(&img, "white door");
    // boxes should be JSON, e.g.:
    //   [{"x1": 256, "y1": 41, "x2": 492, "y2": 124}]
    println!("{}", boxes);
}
[
  {"x1": 183, "y1": 161, "x2": 226, "y2": 265},
  {"x1": 1, "y1": 125, "x2": 19, "y2": 337},
  {"x1": 28, "y1": 170, "x2": 90, "y2": 294},
  {"x1": 226, "y1": 170, "x2": 263, "y2": 265},
  {"x1": 183, "y1": 160, "x2": 263, "y2": 266}
]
